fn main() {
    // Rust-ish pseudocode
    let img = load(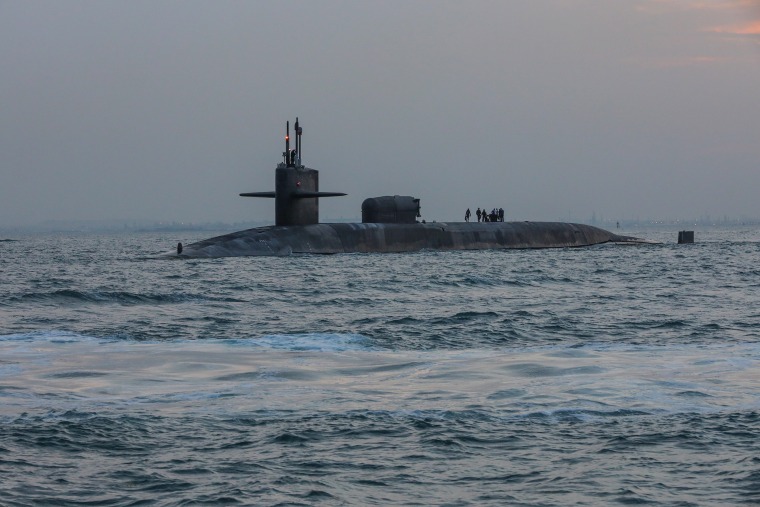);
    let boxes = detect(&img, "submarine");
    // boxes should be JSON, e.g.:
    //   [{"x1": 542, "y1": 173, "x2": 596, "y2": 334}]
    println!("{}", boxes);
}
[{"x1": 171, "y1": 118, "x2": 646, "y2": 258}]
